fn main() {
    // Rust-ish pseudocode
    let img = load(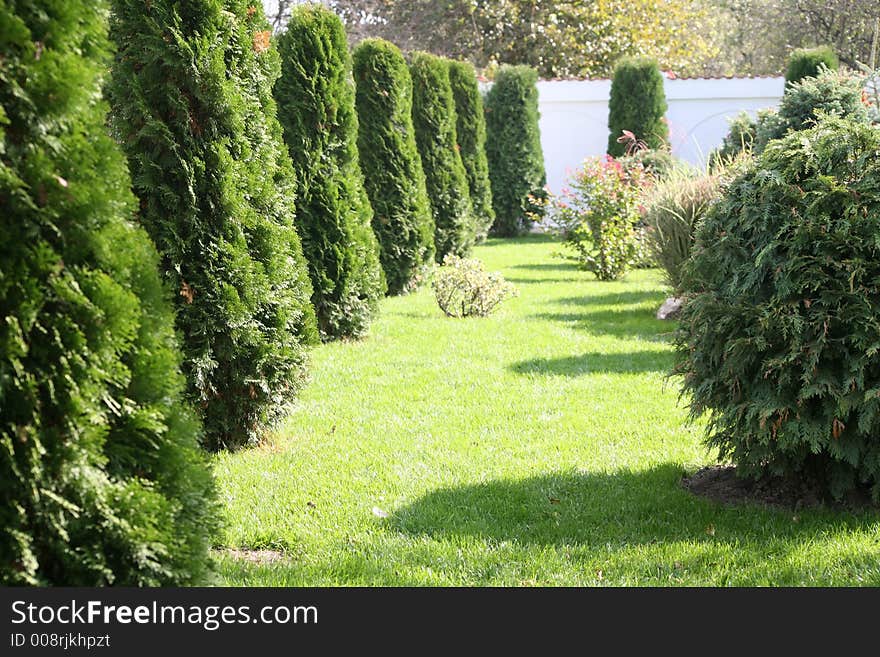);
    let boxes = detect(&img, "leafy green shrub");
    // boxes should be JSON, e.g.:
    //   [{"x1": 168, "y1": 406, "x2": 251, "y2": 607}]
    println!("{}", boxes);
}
[
  {"x1": 109, "y1": 0, "x2": 318, "y2": 450},
  {"x1": 352, "y1": 39, "x2": 435, "y2": 295},
  {"x1": 643, "y1": 168, "x2": 724, "y2": 292},
  {"x1": 1, "y1": 0, "x2": 217, "y2": 585},
  {"x1": 449, "y1": 60, "x2": 495, "y2": 242},
  {"x1": 275, "y1": 5, "x2": 386, "y2": 339},
  {"x1": 607, "y1": 57, "x2": 669, "y2": 157},
  {"x1": 432, "y1": 255, "x2": 518, "y2": 317},
  {"x1": 484, "y1": 65, "x2": 547, "y2": 237},
  {"x1": 786, "y1": 46, "x2": 839, "y2": 85},
  {"x1": 754, "y1": 69, "x2": 870, "y2": 154},
  {"x1": 410, "y1": 52, "x2": 475, "y2": 260},
  {"x1": 714, "y1": 111, "x2": 757, "y2": 161},
  {"x1": 545, "y1": 156, "x2": 651, "y2": 281},
  {"x1": 675, "y1": 117, "x2": 880, "y2": 501}
]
